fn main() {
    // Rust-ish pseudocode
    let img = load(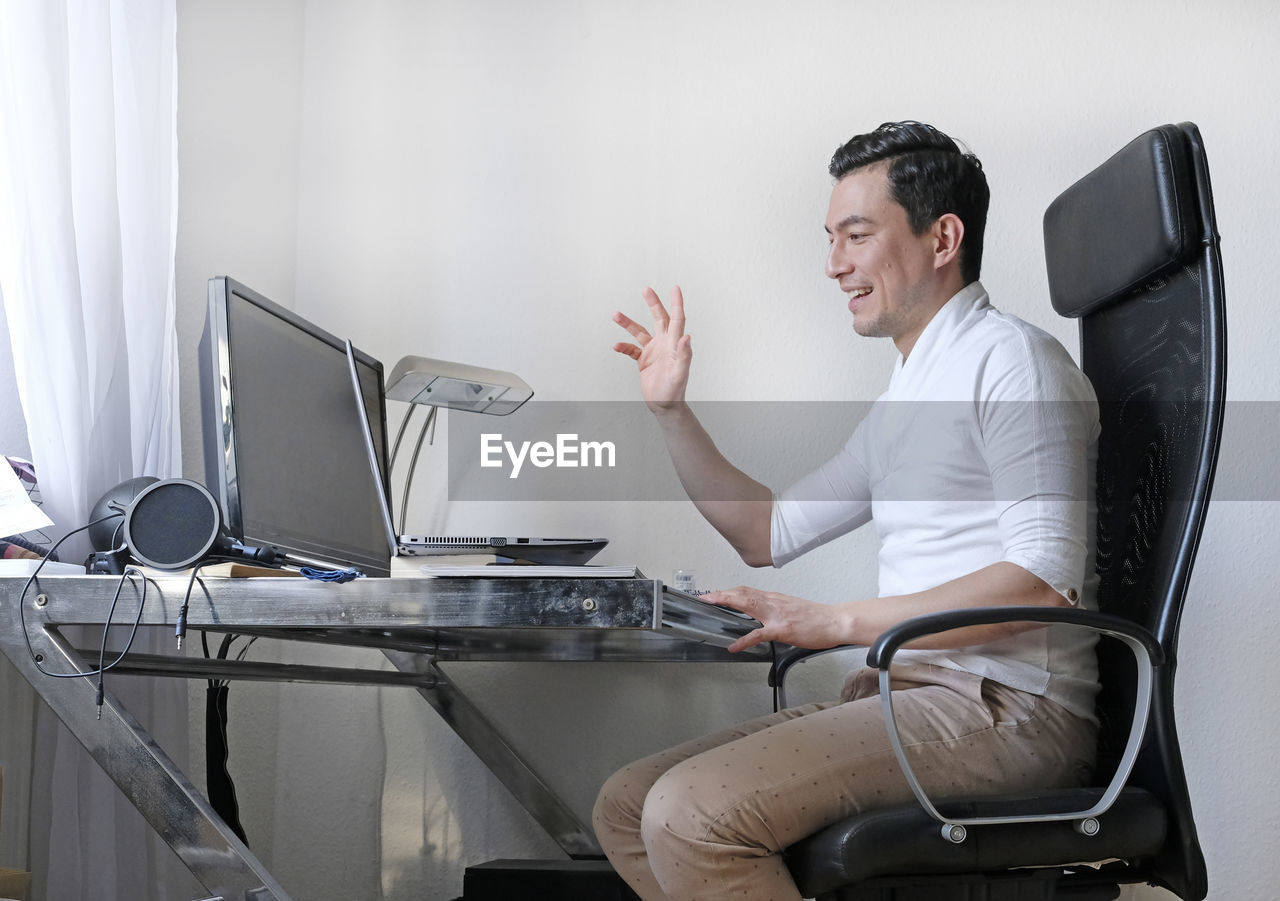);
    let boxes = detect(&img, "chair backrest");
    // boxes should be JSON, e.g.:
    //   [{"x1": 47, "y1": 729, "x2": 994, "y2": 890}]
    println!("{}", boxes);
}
[{"x1": 1043, "y1": 123, "x2": 1224, "y2": 901}]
